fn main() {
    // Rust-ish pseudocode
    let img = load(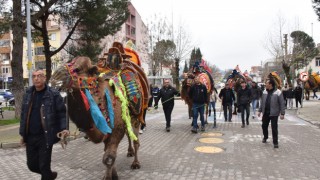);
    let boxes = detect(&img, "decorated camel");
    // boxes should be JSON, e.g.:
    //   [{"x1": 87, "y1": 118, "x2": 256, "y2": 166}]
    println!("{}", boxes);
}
[
  {"x1": 50, "y1": 42, "x2": 149, "y2": 180},
  {"x1": 226, "y1": 65, "x2": 253, "y2": 115},
  {"x1": 180, "y1": 60, "x2": 214, "y2": 125},
  {"x1": 300, "y1": 72, "x2": 320, "y2": 100}
]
